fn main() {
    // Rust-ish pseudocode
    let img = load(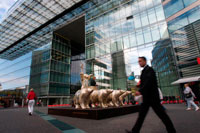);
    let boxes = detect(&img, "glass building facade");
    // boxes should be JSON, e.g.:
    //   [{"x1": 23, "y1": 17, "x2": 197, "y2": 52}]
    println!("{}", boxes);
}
[
  {"x1": 171, "y1": 19, "x2": 200, "y2": 78},
  {"x1": 1, "y1": 0, "x2": 200, "y2": 104}
]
